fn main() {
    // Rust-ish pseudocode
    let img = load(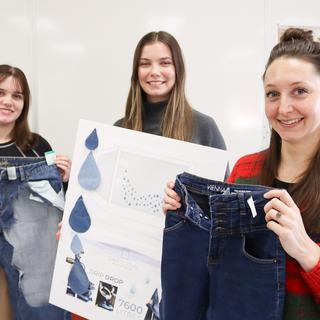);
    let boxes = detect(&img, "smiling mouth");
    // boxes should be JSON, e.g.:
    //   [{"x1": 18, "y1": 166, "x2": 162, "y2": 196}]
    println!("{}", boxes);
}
[
  {"x1": 0, "y1": 108, "x2": 13, "y2": 113},
  {"x1": 278, "y1": 118, "x2": 303, "y2": 125},
  {"x1": 147, "y1": 81, "x2": 165, "y2": 85}
]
